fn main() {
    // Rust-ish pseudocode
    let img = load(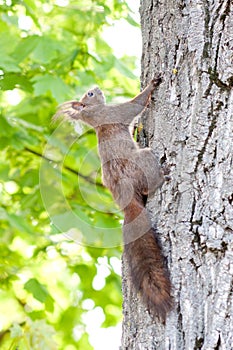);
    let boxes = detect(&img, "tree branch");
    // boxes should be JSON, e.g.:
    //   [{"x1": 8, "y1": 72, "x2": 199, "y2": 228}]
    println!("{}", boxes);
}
[{"x1": 24, "y1": 147, "x2": 104, "y2": 187}]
